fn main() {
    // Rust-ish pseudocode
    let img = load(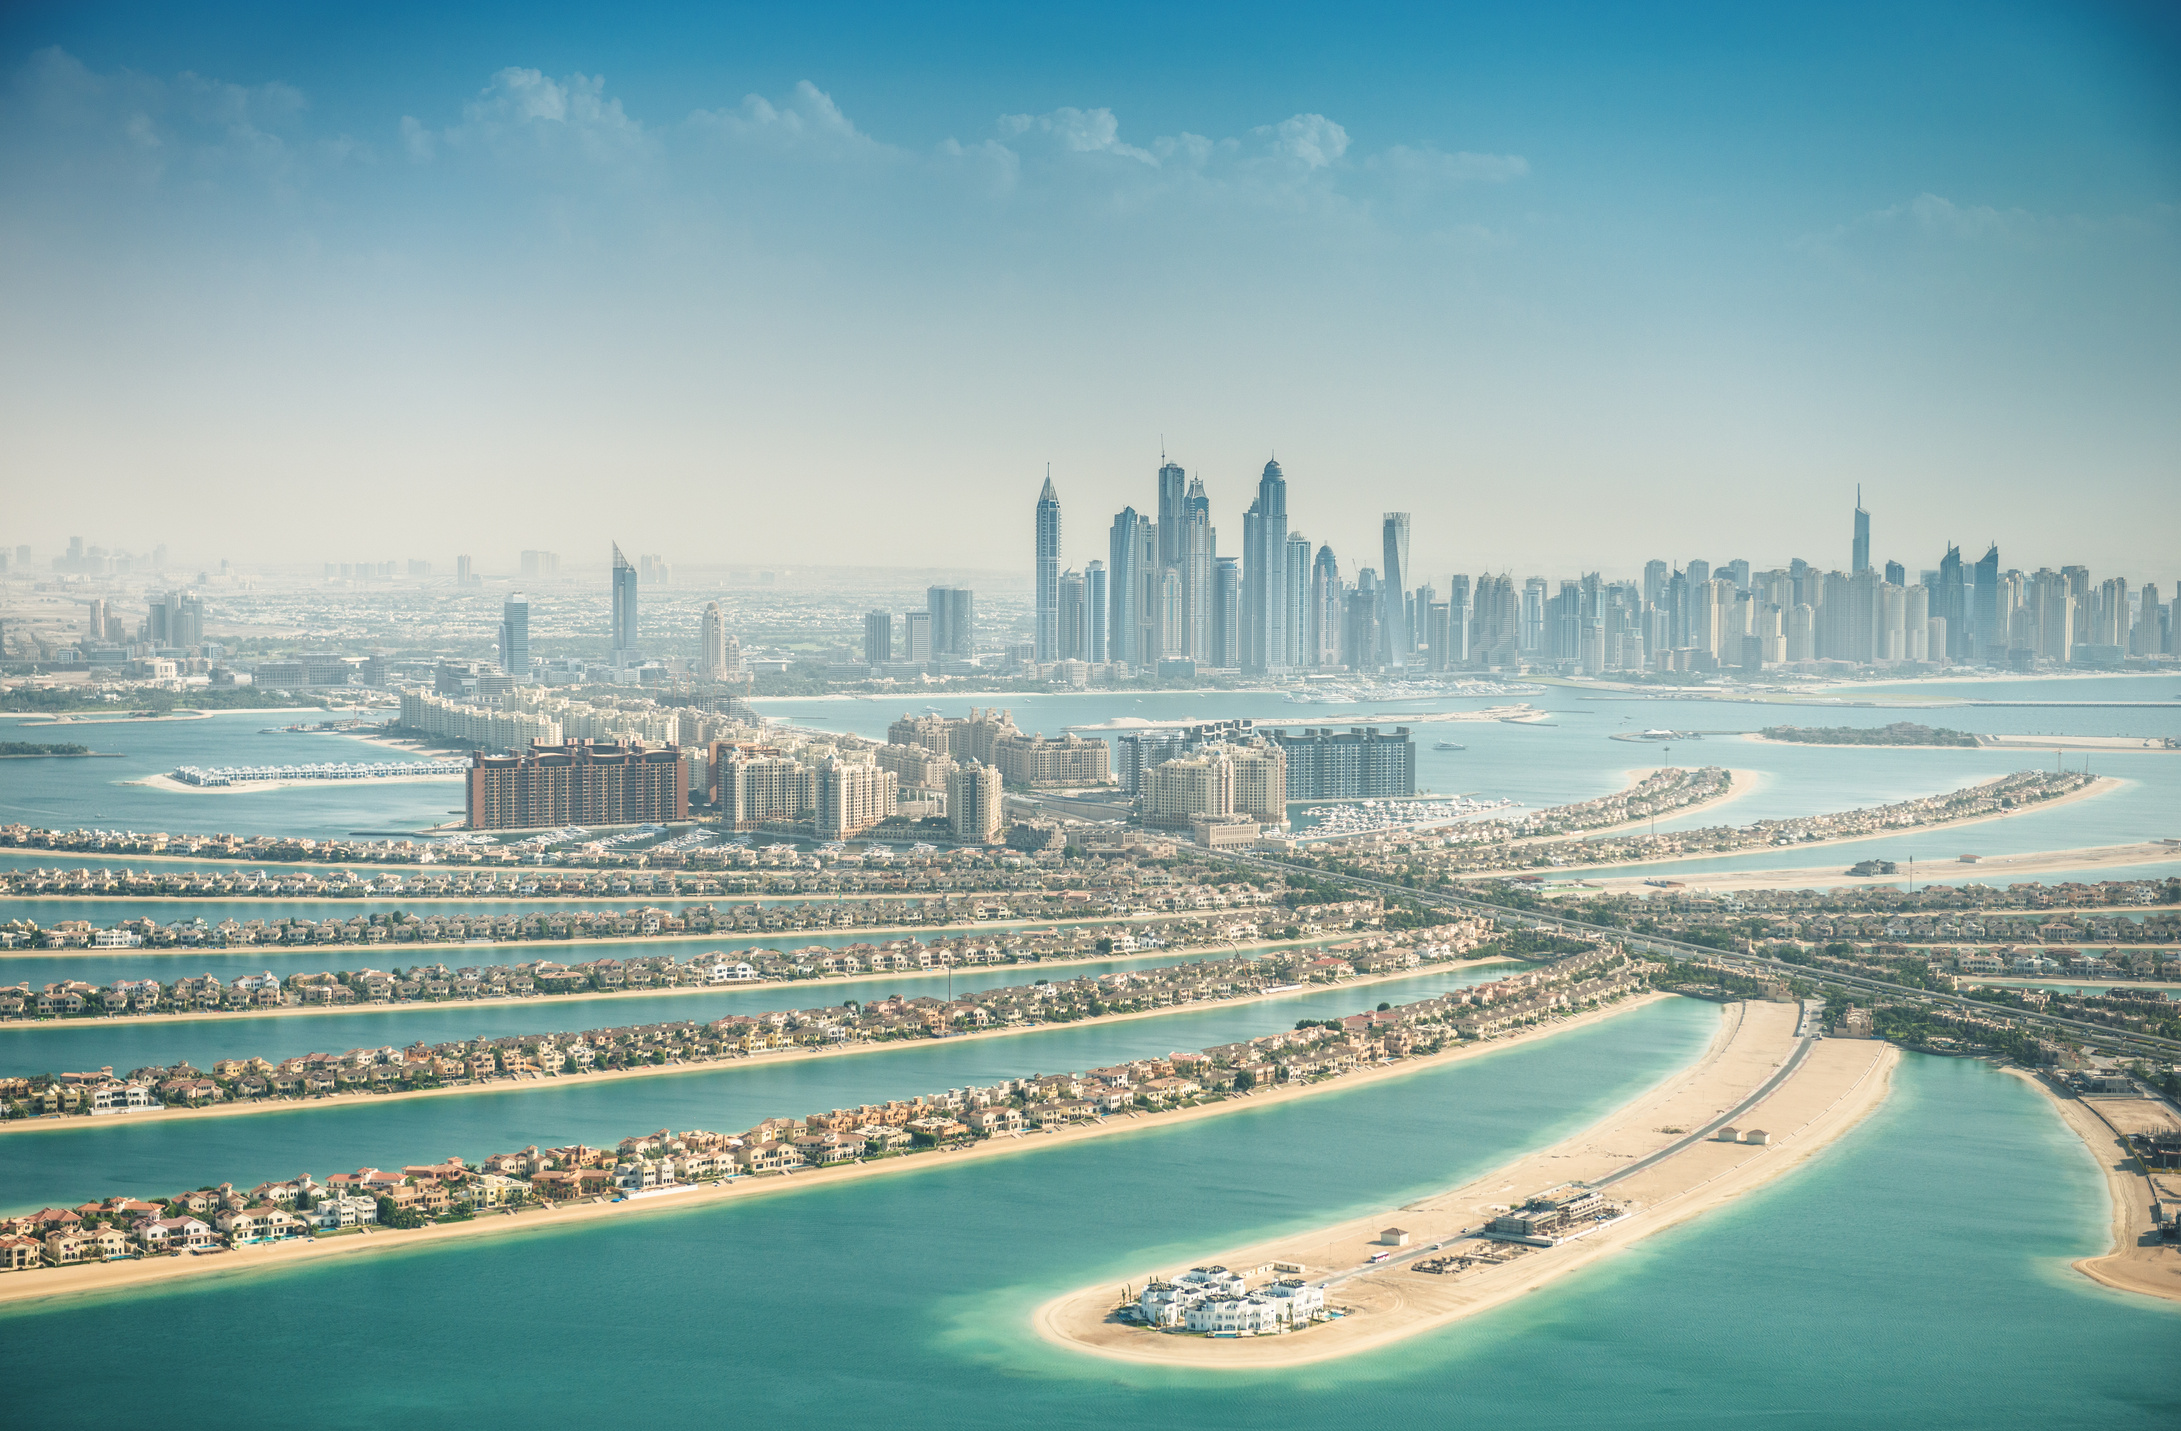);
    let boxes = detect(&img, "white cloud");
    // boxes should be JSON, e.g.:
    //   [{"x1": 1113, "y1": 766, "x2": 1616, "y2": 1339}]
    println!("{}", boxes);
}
[
  {"x1": 423, "y1": 67, "x2": 650, "y2": 165},
  {"x1": 4, "y1": 46, "x2": 354, "y2": 187},
  {"x1": 999, "y1": 107, "x2": 1156, "y2": 164},
  {"x1": 1256, "y1": 113, "x2": 1349, "y2": 169},
  {"x1": 687, "y1": 80, "x2": 890, "y2": 160}
]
